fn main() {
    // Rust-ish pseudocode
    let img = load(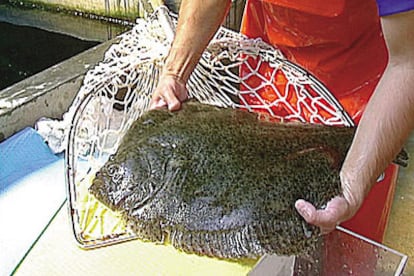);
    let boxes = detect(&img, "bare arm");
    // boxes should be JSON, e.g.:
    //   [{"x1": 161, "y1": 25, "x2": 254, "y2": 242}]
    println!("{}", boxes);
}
[
  {"x1": 296, "y1": 10, "x2": 414, "y2": 232},
  {"x1": 150, "y1": 0, "x2": 232, "y2": 110},
  {"x1": 341, "y1": 11, "x2": 414, "y2": 215}
]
